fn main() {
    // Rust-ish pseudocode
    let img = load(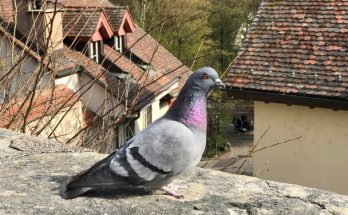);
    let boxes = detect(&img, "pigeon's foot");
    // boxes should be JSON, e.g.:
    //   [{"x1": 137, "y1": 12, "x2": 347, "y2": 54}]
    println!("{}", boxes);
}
[{"x1": 160, "y1": 184, "x2": 190, "y2": 199}]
